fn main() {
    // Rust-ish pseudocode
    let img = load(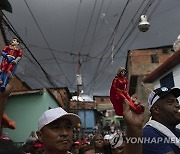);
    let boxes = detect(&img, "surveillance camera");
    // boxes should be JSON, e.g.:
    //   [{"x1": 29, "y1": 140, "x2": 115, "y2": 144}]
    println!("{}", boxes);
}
[{"x1": 138, "y1": 15, "x2": 150, "y2": 32}]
